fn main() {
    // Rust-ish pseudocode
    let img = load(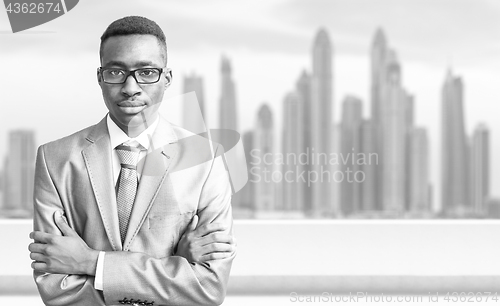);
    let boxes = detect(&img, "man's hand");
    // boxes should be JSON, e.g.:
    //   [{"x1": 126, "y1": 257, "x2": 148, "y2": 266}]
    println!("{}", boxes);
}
[
  {"x1": 175, "y1": 215, "x2": 236, "y2": 263},
  {"x1": 29, "y1": 211, "x2": 99, "y2": 276}
]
